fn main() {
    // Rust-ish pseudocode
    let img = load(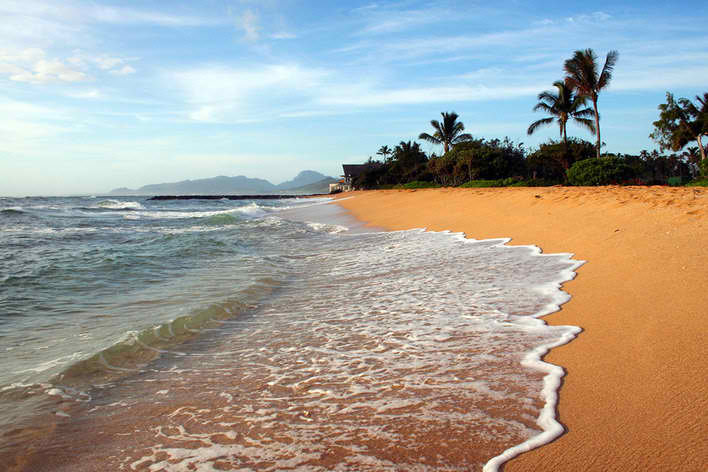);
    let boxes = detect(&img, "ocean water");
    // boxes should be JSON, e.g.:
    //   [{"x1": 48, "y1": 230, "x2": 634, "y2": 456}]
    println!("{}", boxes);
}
[{"x1": 0, "y1": 195, "x2": 582, "y2": 471}]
